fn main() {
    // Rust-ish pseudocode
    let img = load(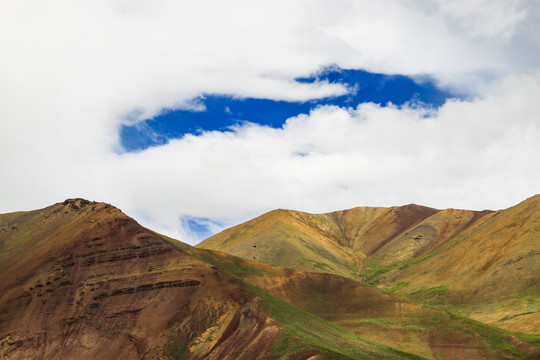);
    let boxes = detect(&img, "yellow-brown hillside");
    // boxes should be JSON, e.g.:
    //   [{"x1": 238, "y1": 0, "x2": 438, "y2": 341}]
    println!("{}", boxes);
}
[{"x1": 198, "y1": 195, "x2": 540, "y2": 334}]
